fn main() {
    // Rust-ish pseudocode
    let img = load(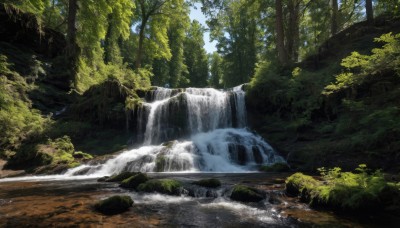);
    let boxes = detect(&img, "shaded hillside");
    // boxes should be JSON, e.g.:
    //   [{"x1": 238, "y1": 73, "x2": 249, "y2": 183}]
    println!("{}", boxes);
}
[{"x1": 247, "y1": 14, "x2": 400, "y2": 172}]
